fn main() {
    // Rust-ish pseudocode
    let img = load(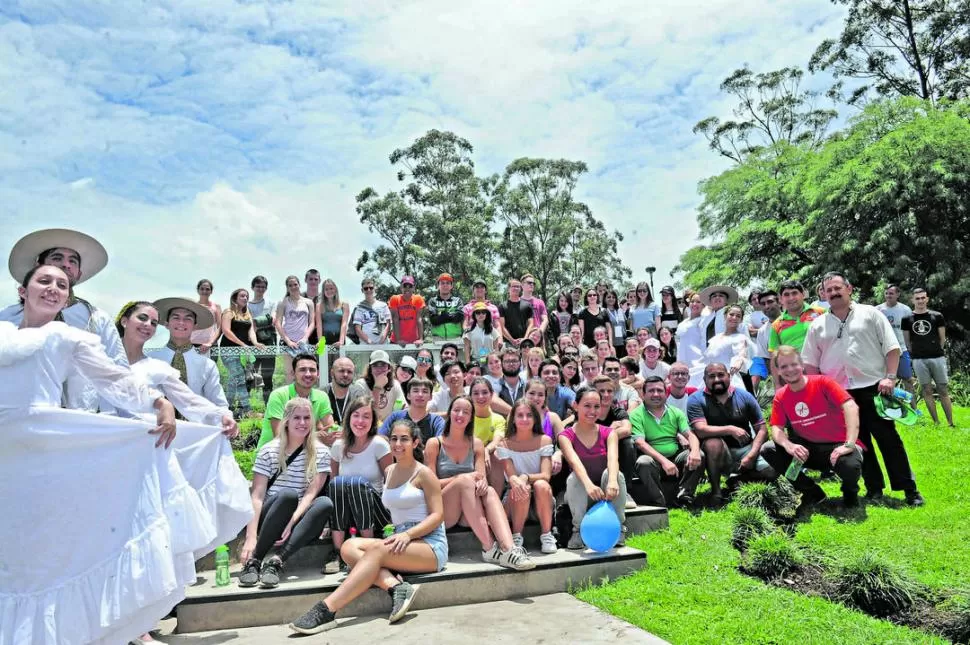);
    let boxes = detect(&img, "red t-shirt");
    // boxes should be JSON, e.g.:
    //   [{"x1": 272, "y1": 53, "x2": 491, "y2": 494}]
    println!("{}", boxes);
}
[
  {"x1": 770, "y1": 375, "x2": 862, "y2": 446},
  {"x1": 388, "y1": 294, "x2": 425, "y2": 343}
]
